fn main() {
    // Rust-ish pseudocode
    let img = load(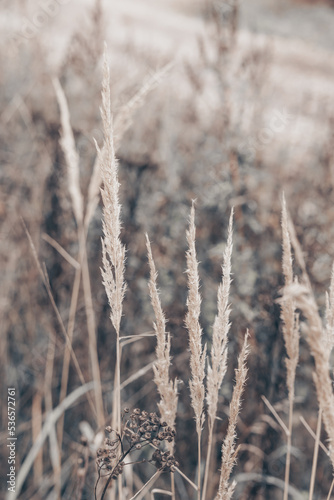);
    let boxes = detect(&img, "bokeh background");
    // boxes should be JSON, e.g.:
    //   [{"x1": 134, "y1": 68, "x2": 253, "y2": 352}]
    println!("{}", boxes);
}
[{"x1": 1, "y1": 0, "x2": 334, "y2": 498}]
